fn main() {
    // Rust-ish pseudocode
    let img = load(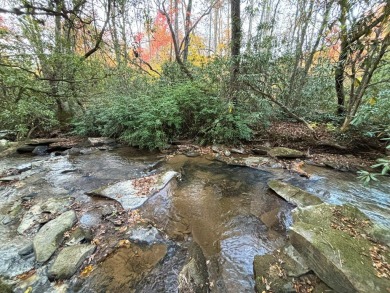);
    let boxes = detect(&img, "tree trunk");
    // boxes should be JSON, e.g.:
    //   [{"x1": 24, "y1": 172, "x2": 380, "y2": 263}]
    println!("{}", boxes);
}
[
  {"x1": 183, "y1": 0, "x2": 193, "y2": 62},
  {"x1": 230, "y1": 0, "x2": 241, "y2": 103}
]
